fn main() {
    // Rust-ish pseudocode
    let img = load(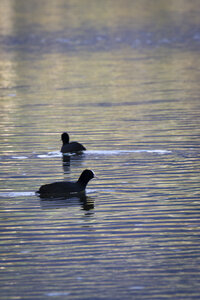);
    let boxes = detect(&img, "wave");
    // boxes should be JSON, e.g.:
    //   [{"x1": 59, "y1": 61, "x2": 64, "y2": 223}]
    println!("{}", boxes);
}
[
  {"x1": 12, "y1": 156, "x2": 28, "y2": 159},
  {"x1": 86, "y1": 149, "x2": 171, "y2": 155},
  {"x1": 38, "y1": 149, "x2": 171, "y2": 158},
  {"x1": 0, "y1": 149, "x2": 171, "y2": 161},
  {"x1": 0, "y1": 191, "x2": 35, "y2": 198}
]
